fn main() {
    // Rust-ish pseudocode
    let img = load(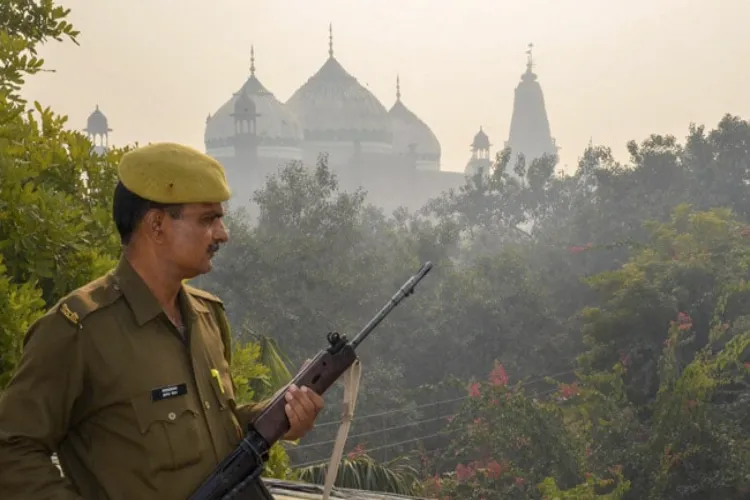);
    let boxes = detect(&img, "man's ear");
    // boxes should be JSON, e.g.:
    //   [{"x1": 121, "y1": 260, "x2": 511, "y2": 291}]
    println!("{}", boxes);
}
[{"x1": 143, "y1": 209, "x2": 166, "y2": 243}]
